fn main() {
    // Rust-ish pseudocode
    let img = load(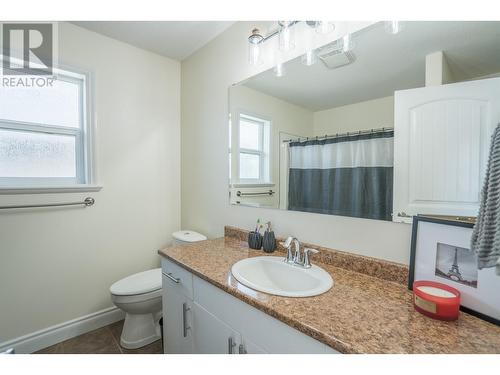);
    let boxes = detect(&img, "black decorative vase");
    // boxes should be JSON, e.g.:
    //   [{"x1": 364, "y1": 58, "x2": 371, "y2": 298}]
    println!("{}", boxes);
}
[
  {"x1": 262, "y1": 231, "x2": 276, "y2": 253},
  {"x1": 248, "y1": 231, "x2": 263, "y2": 250}
]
